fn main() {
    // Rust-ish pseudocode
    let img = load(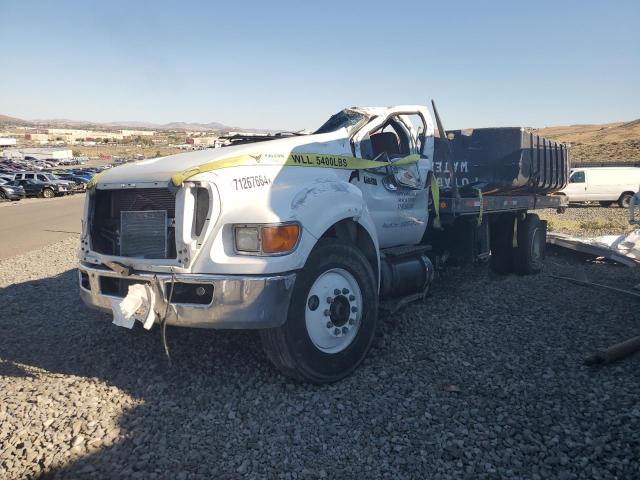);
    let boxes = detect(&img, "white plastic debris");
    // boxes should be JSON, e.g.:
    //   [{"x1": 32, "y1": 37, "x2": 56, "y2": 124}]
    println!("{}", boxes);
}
[
  {"x1": 547, "y1": 229, "x2": 640, "y2": 267},
  {"x1": 593, "y1": 230, "x2": 640, "y2": 261},
  {"x1": 110, "y1": 283, "x2": 157, "y2": 330}
]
